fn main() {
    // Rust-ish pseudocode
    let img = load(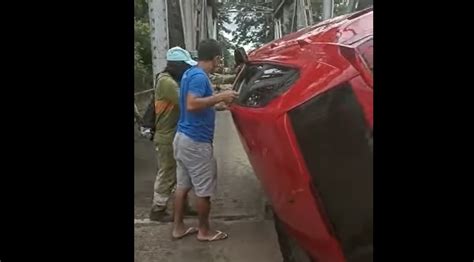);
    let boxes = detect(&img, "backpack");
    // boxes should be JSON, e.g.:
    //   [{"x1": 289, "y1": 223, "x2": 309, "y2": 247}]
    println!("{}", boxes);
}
[{"x1": 141, "y1": 94, "x2": 155, "y2": 131}]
